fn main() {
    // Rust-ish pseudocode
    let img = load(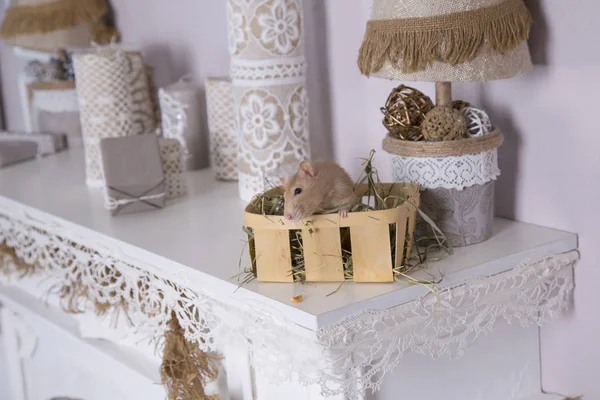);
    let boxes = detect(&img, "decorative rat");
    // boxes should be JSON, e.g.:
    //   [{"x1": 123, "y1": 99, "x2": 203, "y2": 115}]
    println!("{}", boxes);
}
[{"x1": 281, "y1": 160, "x2": 357, "y2": 222}]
